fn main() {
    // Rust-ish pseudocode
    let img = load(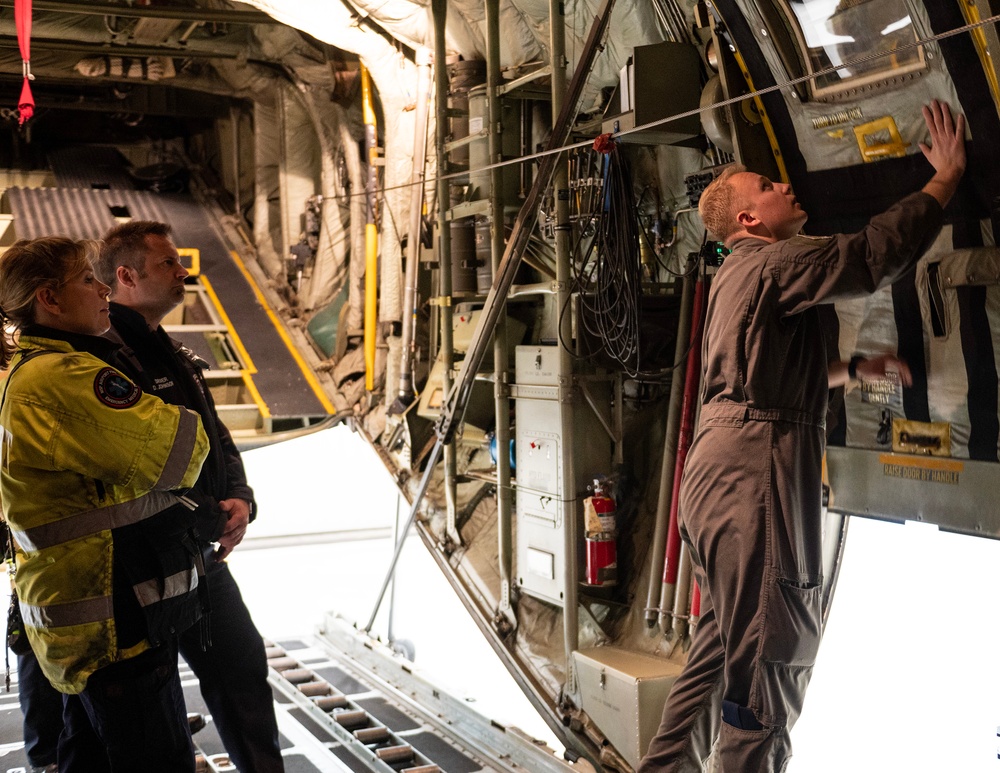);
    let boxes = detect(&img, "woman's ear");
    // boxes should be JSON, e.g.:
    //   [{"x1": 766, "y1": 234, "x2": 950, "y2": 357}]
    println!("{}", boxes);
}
[{"x1": 34, "y1": 286, "x2": 60, "y2": 316}]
